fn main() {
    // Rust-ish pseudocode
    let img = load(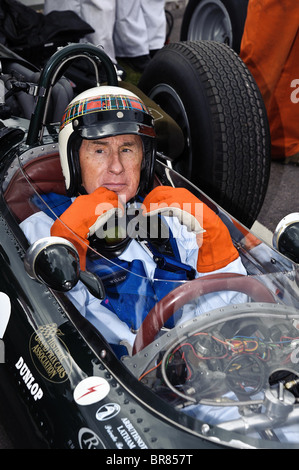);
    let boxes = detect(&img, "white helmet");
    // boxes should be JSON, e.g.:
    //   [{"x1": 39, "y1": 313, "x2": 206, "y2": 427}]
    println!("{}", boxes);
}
[{"x1": 59, "y1": 85, "x2": 156, "y2": 197}]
